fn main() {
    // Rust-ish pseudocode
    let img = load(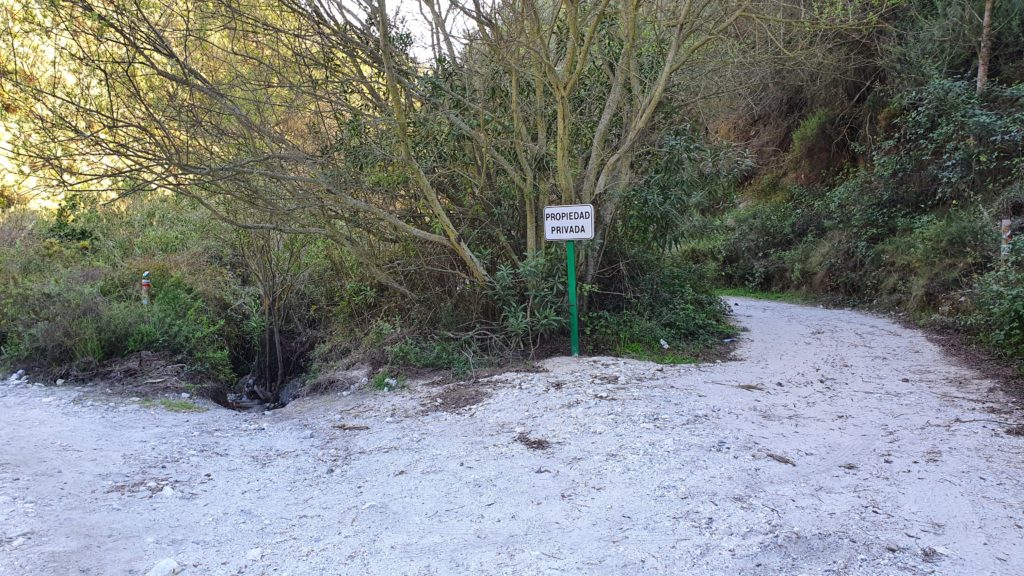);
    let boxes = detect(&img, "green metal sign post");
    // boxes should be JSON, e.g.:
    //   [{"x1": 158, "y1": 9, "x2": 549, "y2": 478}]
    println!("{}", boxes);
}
[
  {"x1": 566, "y1": 240, "x2": 579, "y2": 357},
  {"x1": 543, "y1": 204, "x2": 593, "y2": 358}
]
